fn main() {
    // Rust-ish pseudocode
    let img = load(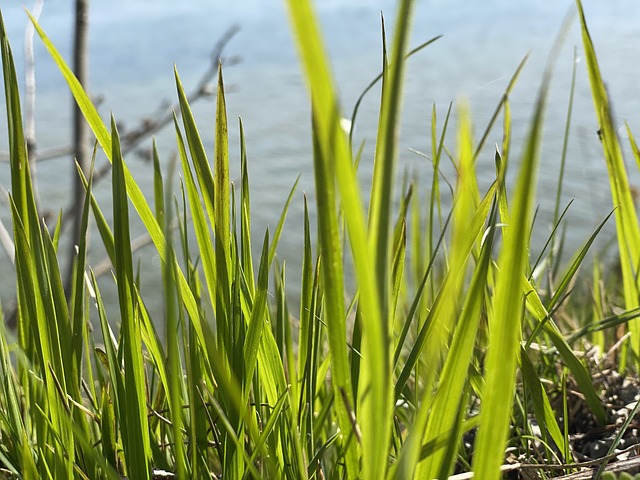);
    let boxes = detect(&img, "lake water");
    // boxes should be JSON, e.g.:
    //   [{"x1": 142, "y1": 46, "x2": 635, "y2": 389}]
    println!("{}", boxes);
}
[{"x1": 1, "y1": 1, "x2": 640, "y2": 315}]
